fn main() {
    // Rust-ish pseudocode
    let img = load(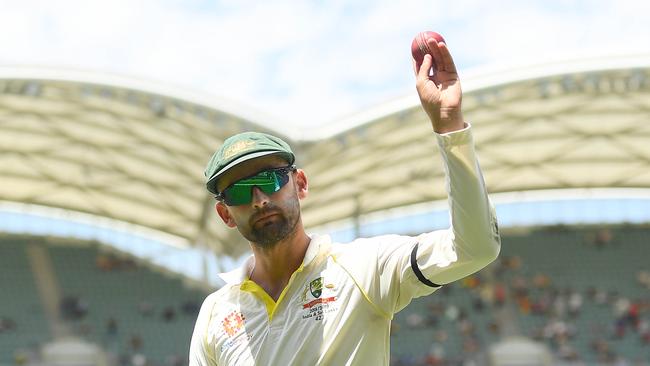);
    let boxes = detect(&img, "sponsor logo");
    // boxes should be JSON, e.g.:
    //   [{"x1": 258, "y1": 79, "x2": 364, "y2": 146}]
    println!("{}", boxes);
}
[
  {"x1": 302, "y1": 296, "x2": 337, "y2": 309},
  {"x1": 221, "y1": 310, "x2": 245, "y2": 337}
]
